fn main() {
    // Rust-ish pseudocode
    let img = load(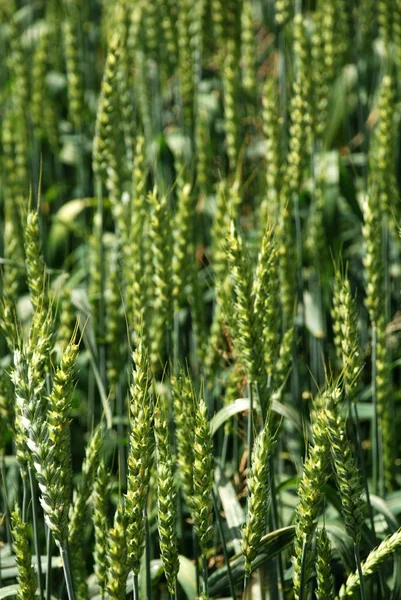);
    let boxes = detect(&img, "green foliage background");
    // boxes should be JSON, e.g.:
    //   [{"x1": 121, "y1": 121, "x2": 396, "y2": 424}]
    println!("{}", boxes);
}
[{"x1": 1, "y1": 0, "x2": 401, "y2": 599}]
